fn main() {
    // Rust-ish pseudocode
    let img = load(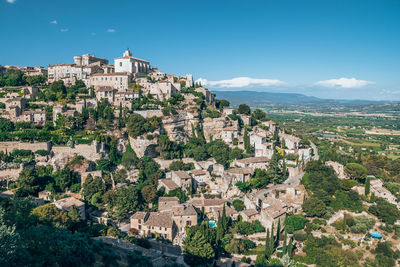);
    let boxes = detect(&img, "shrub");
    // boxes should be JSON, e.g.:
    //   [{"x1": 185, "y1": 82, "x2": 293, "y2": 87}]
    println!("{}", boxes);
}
[
  {"x1": 35, "y1": 149, "x2": 49, "y2": 156},
  {"x1": 232, "y1": 199, "x2": 245, "y2": 212},
  {"x1": 70, "y1": 183, "x2": 81, "y2": 193},
  {"x1": 293, "y1": 230, "x2": 307, "y2": 242},
  {"x1": 253, "y1": 220, "x2": 265, "y2": 233},
  {"x1": 285, "y1": 214, "x2": 308, "y2": 233}
]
